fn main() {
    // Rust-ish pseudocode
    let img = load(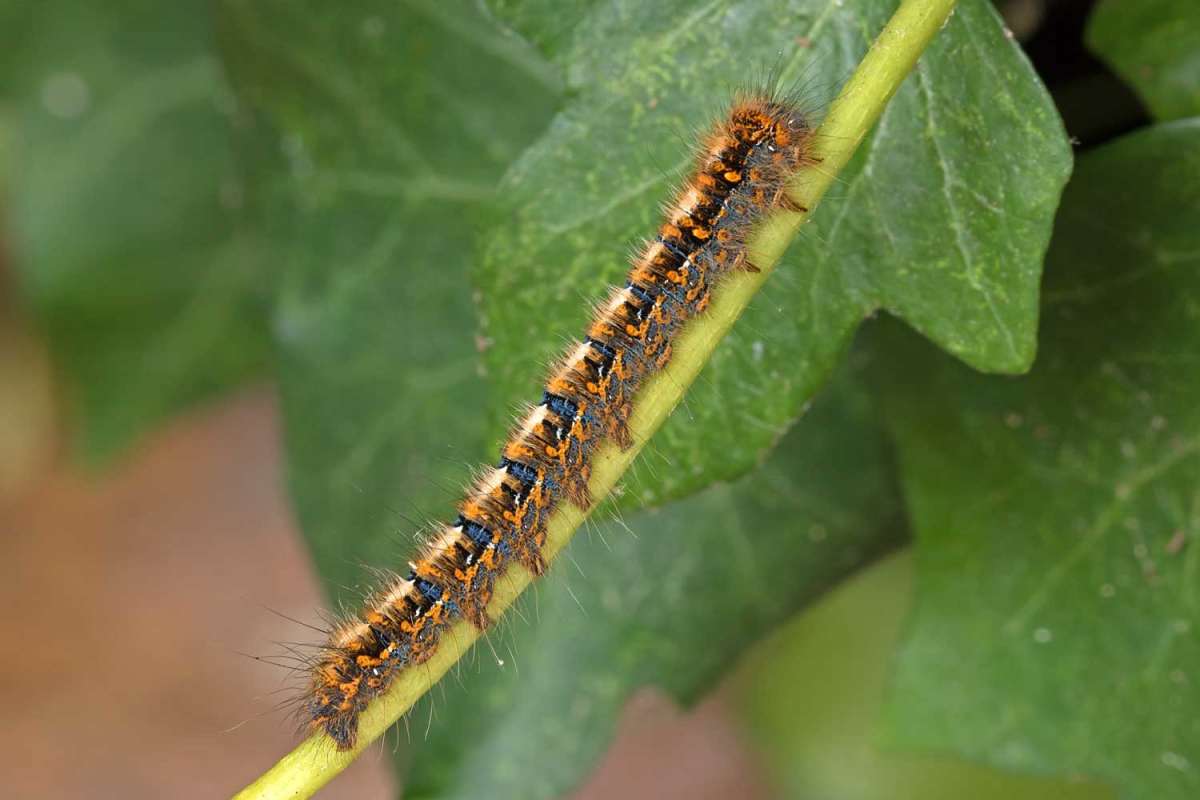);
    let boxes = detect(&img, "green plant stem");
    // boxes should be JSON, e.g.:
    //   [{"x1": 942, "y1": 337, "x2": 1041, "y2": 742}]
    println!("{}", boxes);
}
[{"x1": 234, "y1": 0, "x2": 958, "y2": 796}]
